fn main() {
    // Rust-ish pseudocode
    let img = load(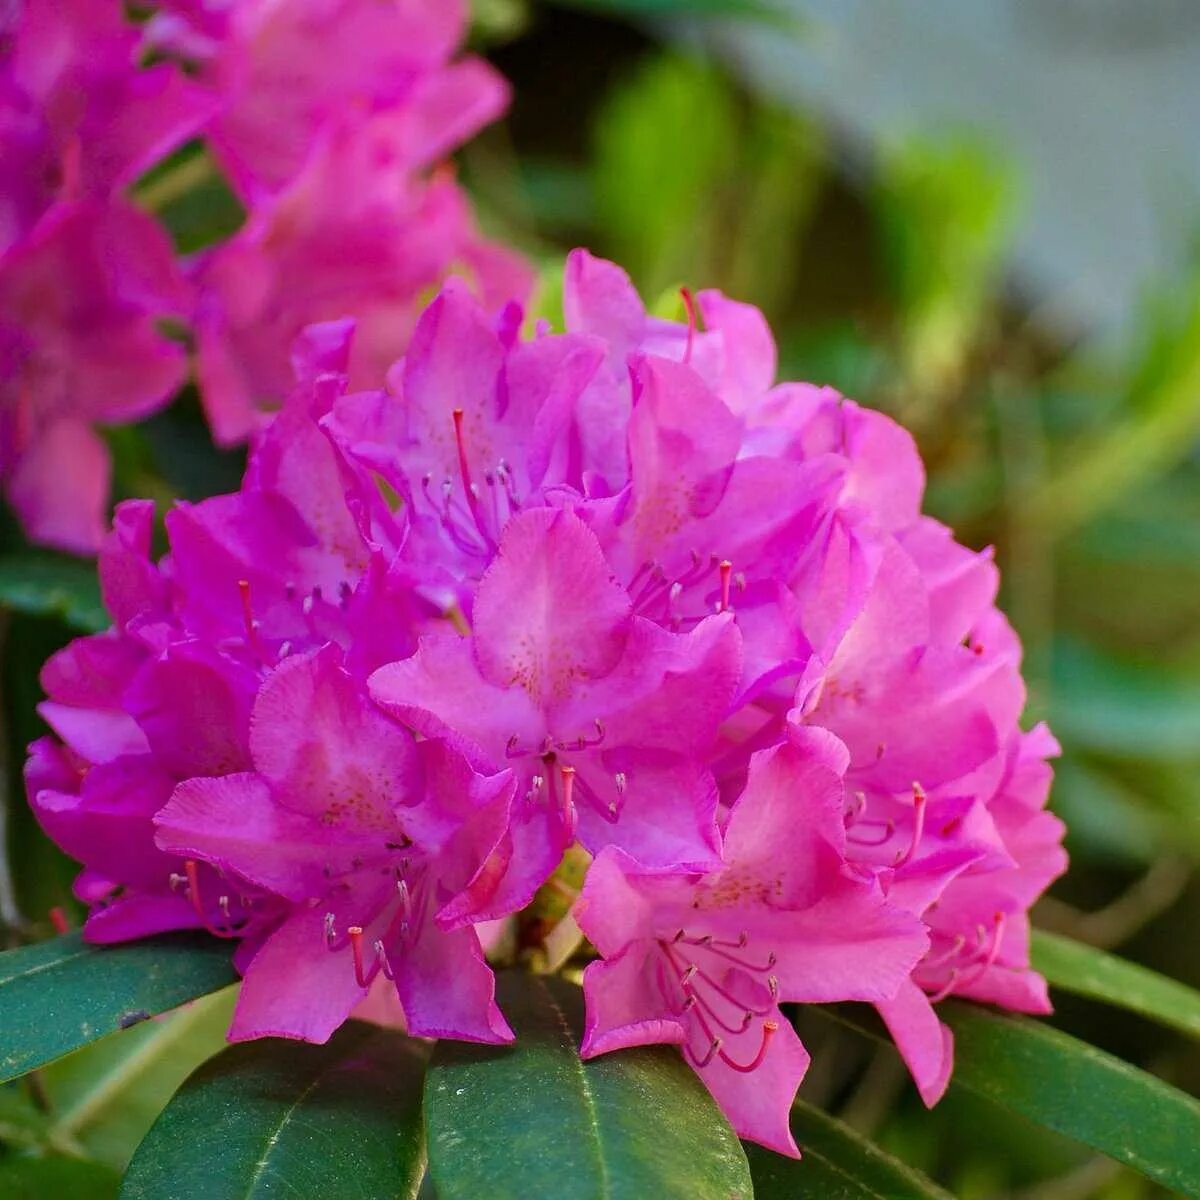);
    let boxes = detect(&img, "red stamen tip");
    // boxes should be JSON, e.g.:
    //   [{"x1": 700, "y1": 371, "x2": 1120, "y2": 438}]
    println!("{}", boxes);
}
[
  {"x1": 680, "y1": 287, "x2": 697, "y2": 364},
  {"x1": 348, "y1": 925, "x2": 369, "y2": 989},
  {"x1": 559, "y1": 764, "x2": 578, "y2": 839},
  {"x1": 184, "y1": 860, "x2": 204, "y2": 919},
  {"x1": 48, "y1": 906, "x2": 70, "y2": 934},
  {"x1": 236, "y1": 579, "x2": 263, "y2": 654},
  {"x1": 717, "y1": 560, "x2": 733, "y2": 613}
]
